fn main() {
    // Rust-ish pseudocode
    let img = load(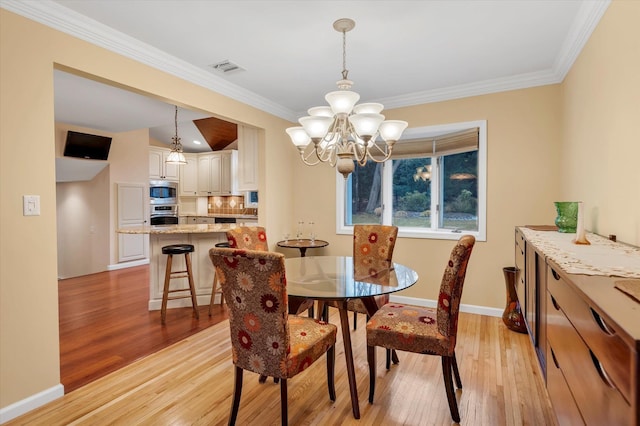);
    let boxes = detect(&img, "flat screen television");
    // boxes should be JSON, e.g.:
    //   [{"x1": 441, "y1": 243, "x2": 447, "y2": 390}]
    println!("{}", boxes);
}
[{"x1": 63, "y1": 131, "x2": 112, "y2": 160}]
